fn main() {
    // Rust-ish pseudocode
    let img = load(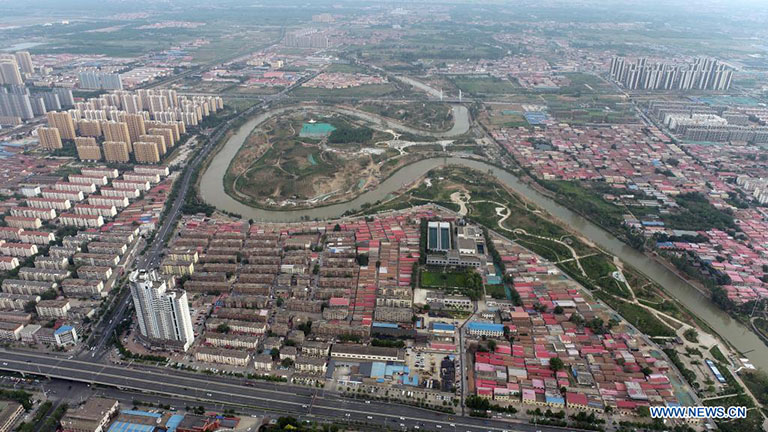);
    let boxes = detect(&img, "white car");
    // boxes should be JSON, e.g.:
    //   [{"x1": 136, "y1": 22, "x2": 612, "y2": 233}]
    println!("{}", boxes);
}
[{"x1": 367, "y1": 416, "x2": 373, "y2": 420}]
